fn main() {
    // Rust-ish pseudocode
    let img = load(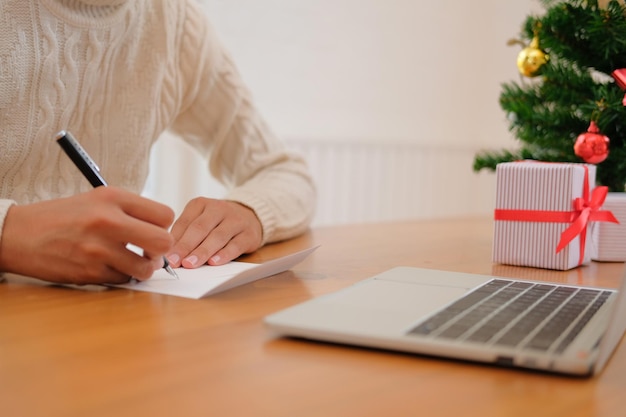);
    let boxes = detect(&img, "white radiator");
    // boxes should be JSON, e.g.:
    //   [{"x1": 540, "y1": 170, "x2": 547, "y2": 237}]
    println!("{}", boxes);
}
[
  {"x1": 290, "y1": 140, "x2": 496, "y2": 226},
  {"x1": 146, "y1": 136, "x2": 497, "y2": 226}
]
